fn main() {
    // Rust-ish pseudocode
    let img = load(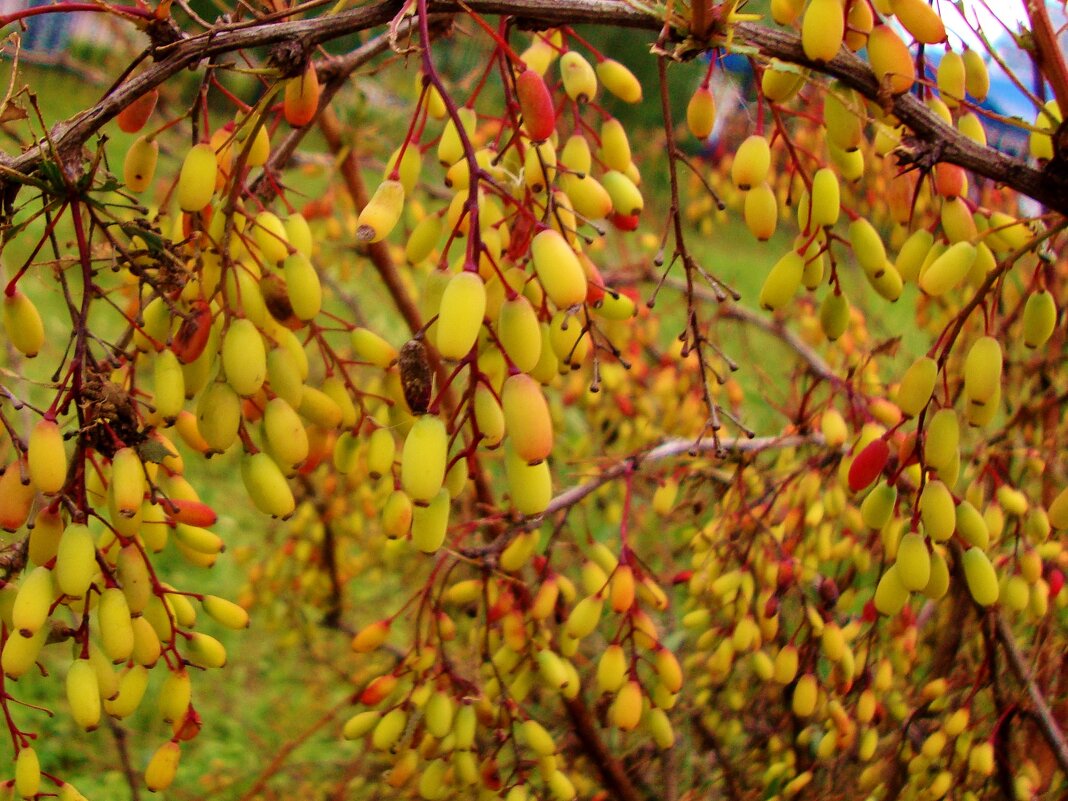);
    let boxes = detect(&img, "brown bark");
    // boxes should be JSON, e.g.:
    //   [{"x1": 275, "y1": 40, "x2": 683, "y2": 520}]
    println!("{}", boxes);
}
[
  {"x1": 995, "y1": 614, "x2": 1068, "y2": 778},
  {"x1": 0, "y1": 1, "x2": 1065, "y2": 214},
  {"x1": 563, "y1": 694, "x2": 643, "y2": 801}
]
